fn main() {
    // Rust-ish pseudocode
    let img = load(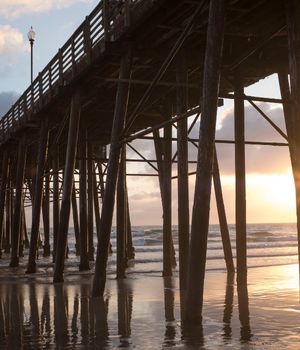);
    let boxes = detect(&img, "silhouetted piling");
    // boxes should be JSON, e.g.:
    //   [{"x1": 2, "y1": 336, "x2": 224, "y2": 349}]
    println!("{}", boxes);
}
[
  {"x1": 92, "y1": 46, "x2": 132, "y2": 296},
  {"x1": 234, "y1": 73, "x2": 247, "y2": 284},
  {"x1": 54, "y1": 90, "x2": 81, "y2": 282},
  {"x1": 185, "y1": 0, "x2": 226, "y2": 323},
  {"x1": 10, "y1": 136, "x2": 27, "y2": 267}
]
